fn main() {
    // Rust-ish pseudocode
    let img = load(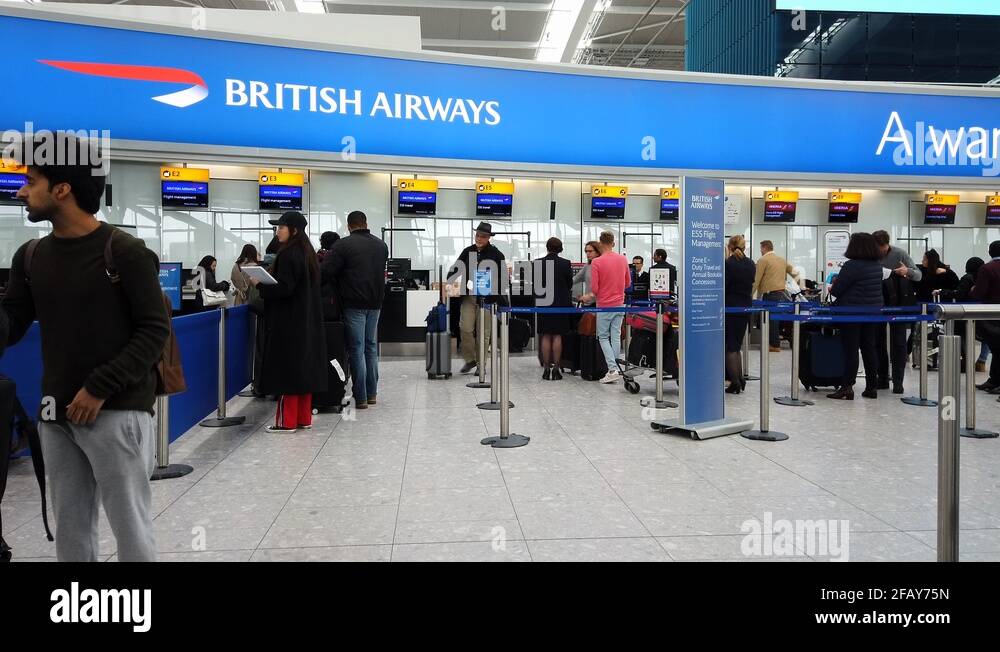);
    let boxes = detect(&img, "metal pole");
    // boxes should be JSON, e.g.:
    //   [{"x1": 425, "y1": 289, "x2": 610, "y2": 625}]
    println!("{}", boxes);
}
[
  {"x1": 743, "y1": 309, "x2": 788, "y2": 441},
  {"x1": 962, "y1": 318, "x2": 998, "y2": 438},
  {"x1": 903, "y1": 306, "x2": 938, "y2": 407},
  {"x1": 743, "y1": 321, "x2": 759, "y2": 381},
  {"x1": 642, "y1": 302, "x2": 677, "y2": 409},
  {"x1": 151, "y1": 395, "x2": 193, "y2": 481},
  {"x1": 467, "y1": 303, "x2": 490, "y2": 388},
  {"x1": 937, "y1": 333, "x2": 961, "y2": 562},
  {"x1": 200, "y1": 307, "x2": 246, "y2": 427},
  {"x1": 478, "y1": 302, "x2": 513, "y2": 410},
  {"x1": 775, "y1": 303, "x2": 813, "y2": 407},
  {"x1": 481, "y1": 311, "x2": 529, "y2": 448}
]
